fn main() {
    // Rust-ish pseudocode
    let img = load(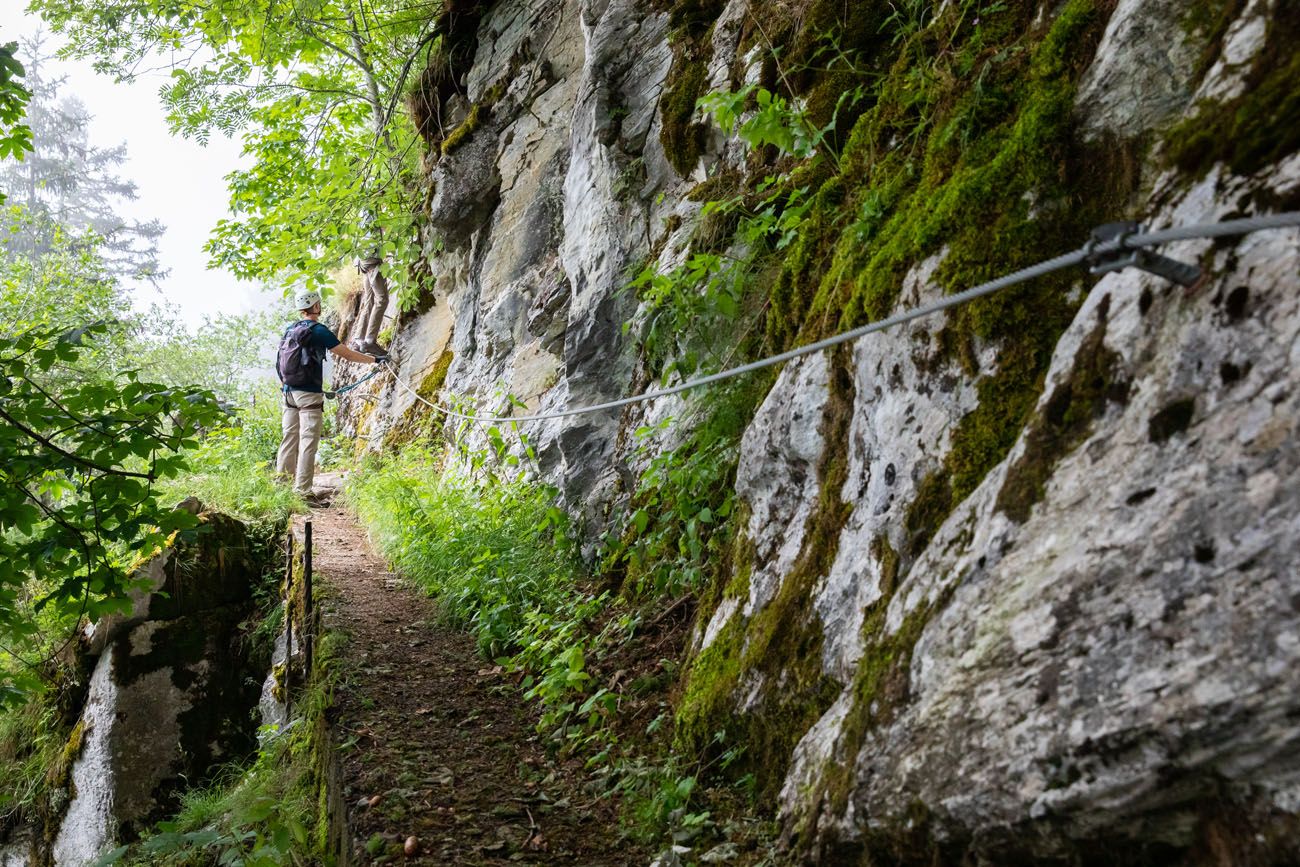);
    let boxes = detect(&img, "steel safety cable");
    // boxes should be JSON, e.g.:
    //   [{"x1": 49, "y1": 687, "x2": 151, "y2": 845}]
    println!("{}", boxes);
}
[{"x1": 374, "y1": 212, "x2": 1299, "y2": 425}]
